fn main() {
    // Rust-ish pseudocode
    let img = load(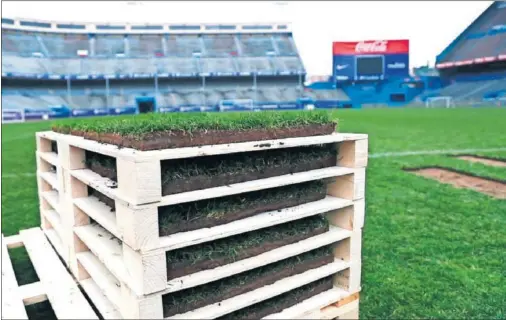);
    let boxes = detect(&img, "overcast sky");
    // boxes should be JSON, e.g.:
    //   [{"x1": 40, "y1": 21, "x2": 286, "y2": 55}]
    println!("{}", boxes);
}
[{"x1": 2, "y1": 1, "x2": 492, "y2": 76}]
